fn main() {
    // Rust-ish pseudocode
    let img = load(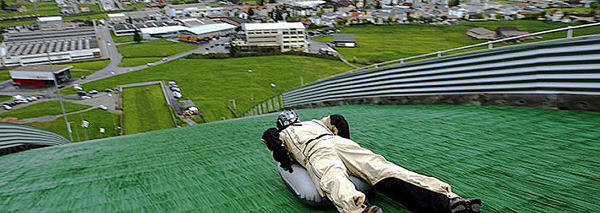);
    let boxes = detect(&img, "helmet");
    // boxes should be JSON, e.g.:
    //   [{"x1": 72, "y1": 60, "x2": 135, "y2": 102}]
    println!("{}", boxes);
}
[{"x1": 277, "y1": 110, "x2": 300, "y2": 130}]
